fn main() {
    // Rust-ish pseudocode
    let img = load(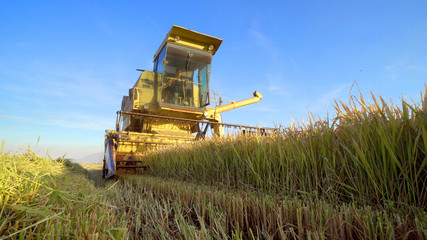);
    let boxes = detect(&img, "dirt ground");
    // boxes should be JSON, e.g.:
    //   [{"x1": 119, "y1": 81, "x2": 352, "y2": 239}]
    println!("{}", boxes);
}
[{"x1": 79, "y1": 163, "x2": 104, "y2": 187}]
